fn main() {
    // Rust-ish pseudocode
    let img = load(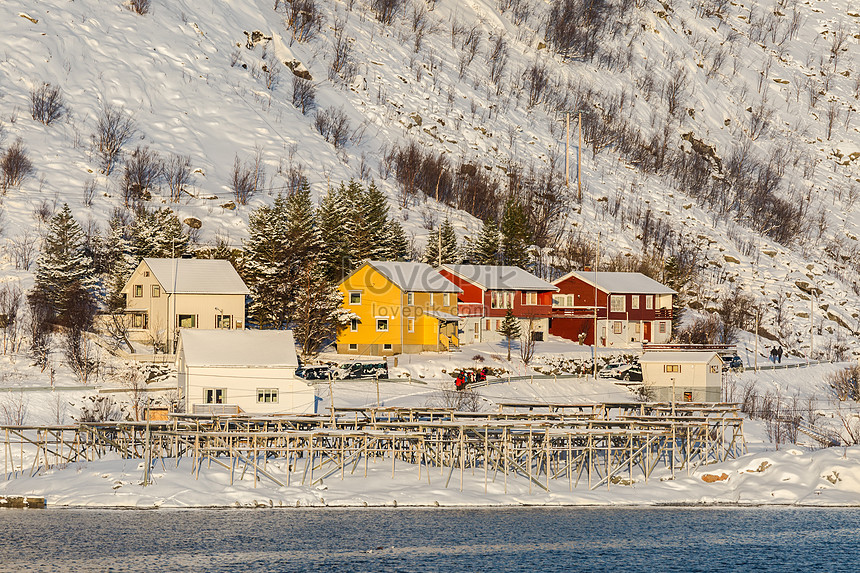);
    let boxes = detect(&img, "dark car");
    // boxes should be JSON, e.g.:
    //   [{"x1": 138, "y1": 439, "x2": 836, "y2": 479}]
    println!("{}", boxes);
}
[
  {"x1": 598, "y1": 362, "x2": 643, "y2": 382},
  {"x1": 721, "y1": 355, "x2": 744, "y2": 372},
  {"x1": 296, "y1": 365, "x2": 332, "y2": 380},
  {"x1": 331, "y1": 362, "x2": 389, "y2": 380}
]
